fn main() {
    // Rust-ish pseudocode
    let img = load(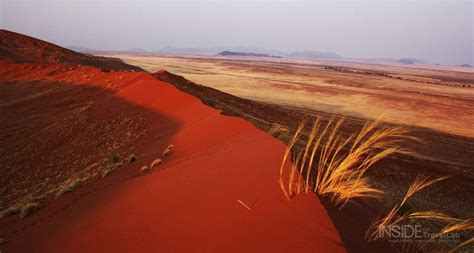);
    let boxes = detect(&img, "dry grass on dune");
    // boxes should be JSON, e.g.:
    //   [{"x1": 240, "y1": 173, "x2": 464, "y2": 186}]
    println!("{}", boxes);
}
[
  {"x1": 140, "y1": 166, "x2": 149, "y2": 174},
  {"x1": 268, "y1": 123, "x2": 290, "y2": 138},
  {"x1": 278, "y1": 118, "x2": 474, "y2": 251},
  {"x1": 365, "y1": 175, "x2": 474, "y2": 252},
  {"x1": 139, "y1": 144, "x2": 174, "y2": 174},
  {"x1": 279, "y1": 117, "x2": 411, "y2": 206},
  {"x1": 0, "y1": 198, "x2": 41, "y2": 220},
  {"x1": 150, "y1": 159, "x2": 162, "y2": 168},
  {"x1": 161, "y1": 144, "x2": 174, "y2": 158}
]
